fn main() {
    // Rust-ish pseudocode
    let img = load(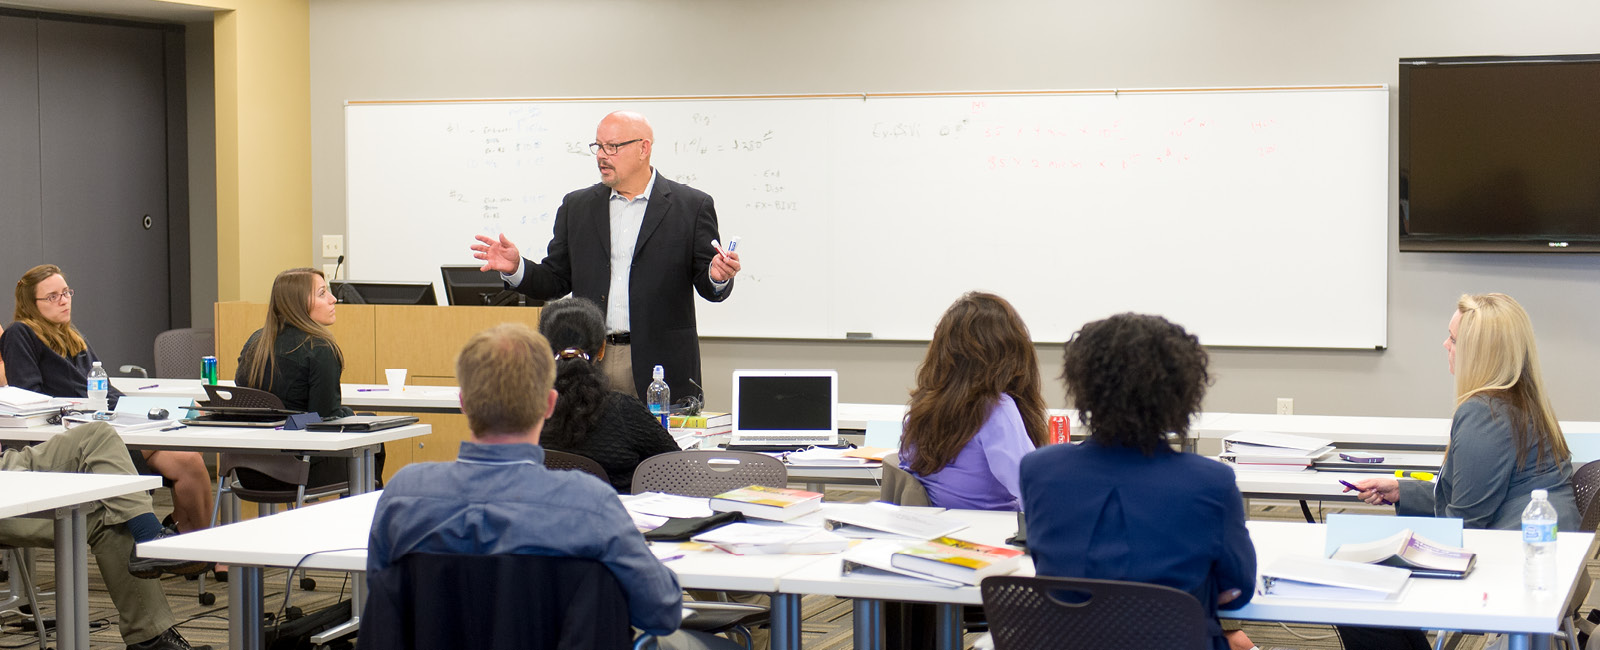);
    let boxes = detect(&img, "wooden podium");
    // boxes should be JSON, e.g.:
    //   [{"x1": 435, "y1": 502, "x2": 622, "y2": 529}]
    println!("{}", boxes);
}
[{"x1": 214, "y1": 302, "x2": 542, "y2": 480}]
